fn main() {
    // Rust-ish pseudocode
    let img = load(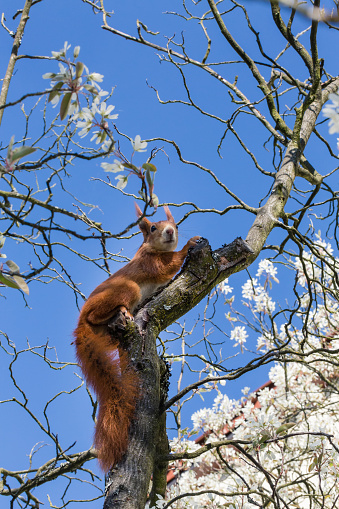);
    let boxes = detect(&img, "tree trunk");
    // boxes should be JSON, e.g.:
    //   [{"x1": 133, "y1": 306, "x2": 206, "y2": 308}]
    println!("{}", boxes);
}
[{"x1": 103, "y1": 238, "x2": 253, "y2": 507}]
